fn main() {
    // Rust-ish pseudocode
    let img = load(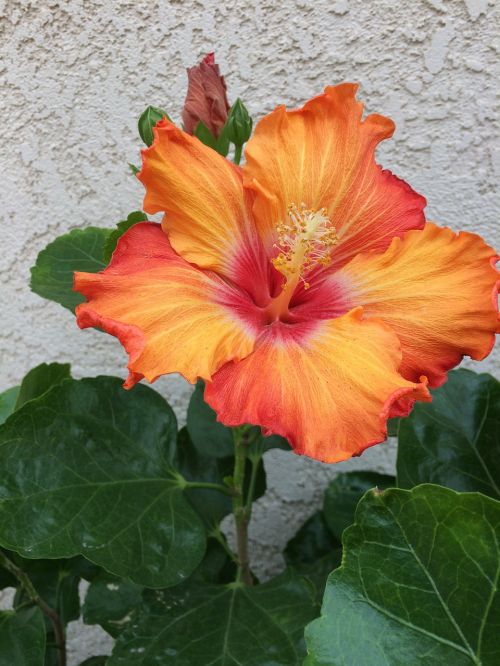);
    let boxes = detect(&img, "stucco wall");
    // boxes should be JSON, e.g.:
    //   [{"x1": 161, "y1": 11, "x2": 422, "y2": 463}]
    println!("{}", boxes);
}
[{"x1": 1, "y1": 0, "x2": 498, "y2": 662}]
